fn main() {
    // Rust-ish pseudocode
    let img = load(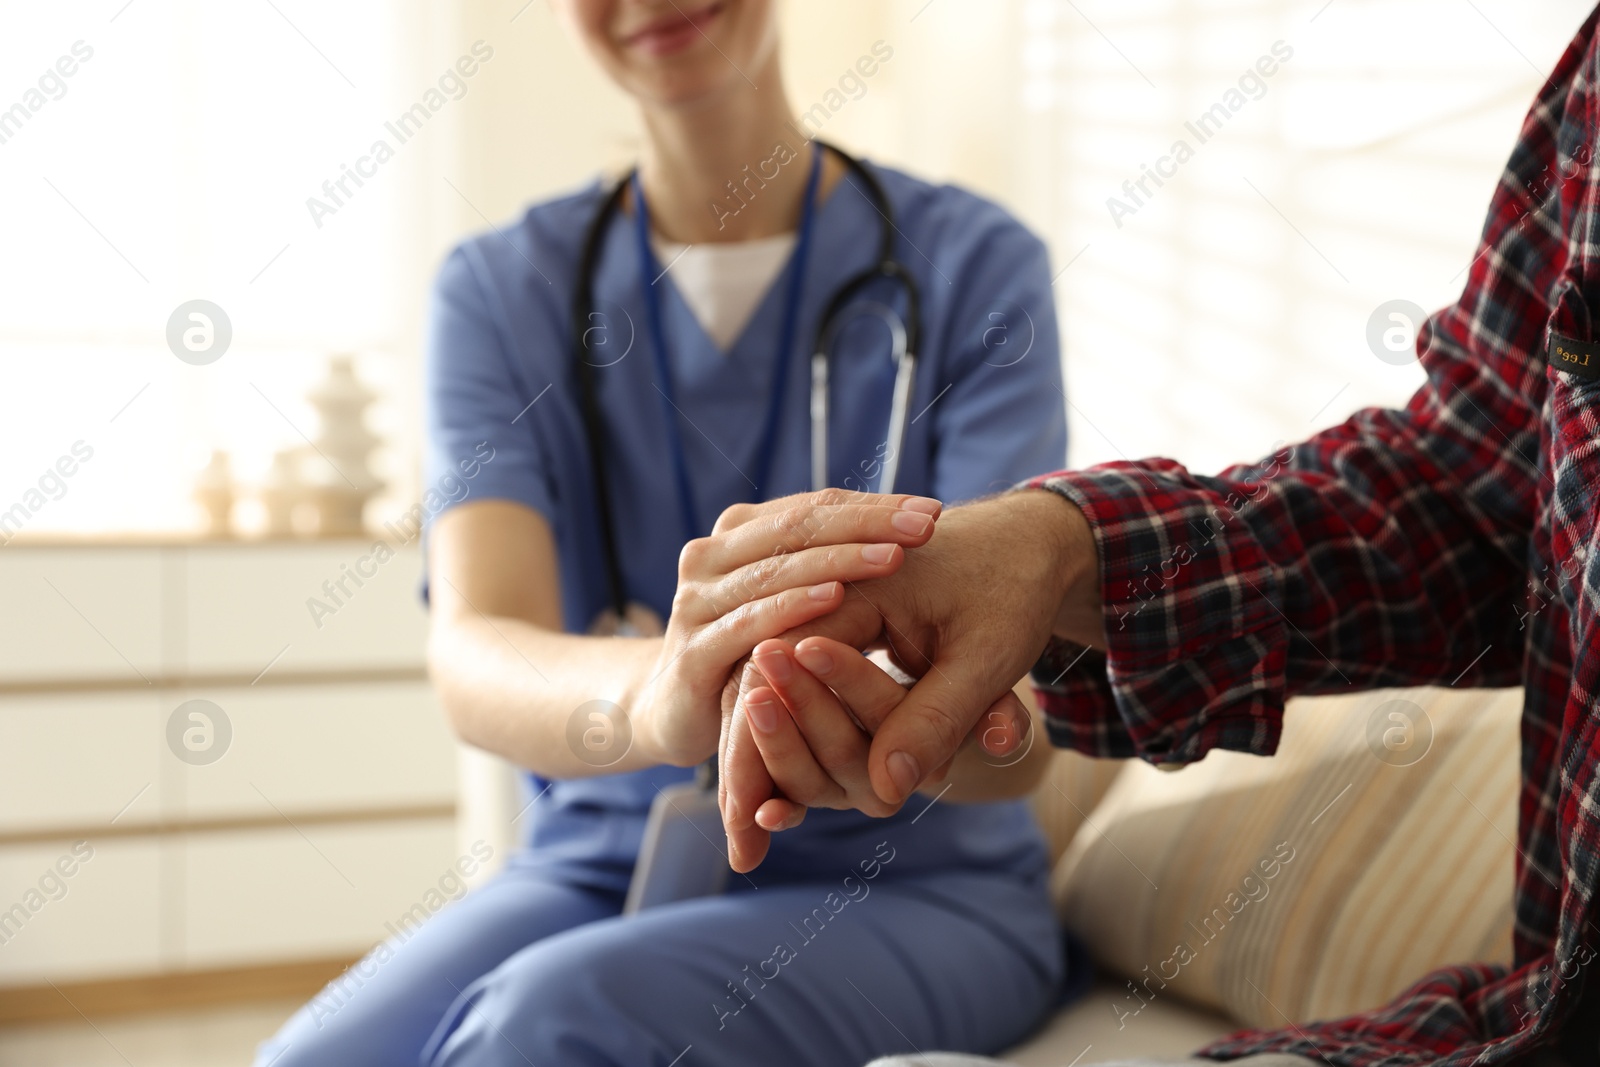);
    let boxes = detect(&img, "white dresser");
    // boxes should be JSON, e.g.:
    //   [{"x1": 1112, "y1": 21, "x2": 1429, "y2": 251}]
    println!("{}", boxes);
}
[{"x1": 0, "y1": 540, "x2": 462, "y2": 1019}]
